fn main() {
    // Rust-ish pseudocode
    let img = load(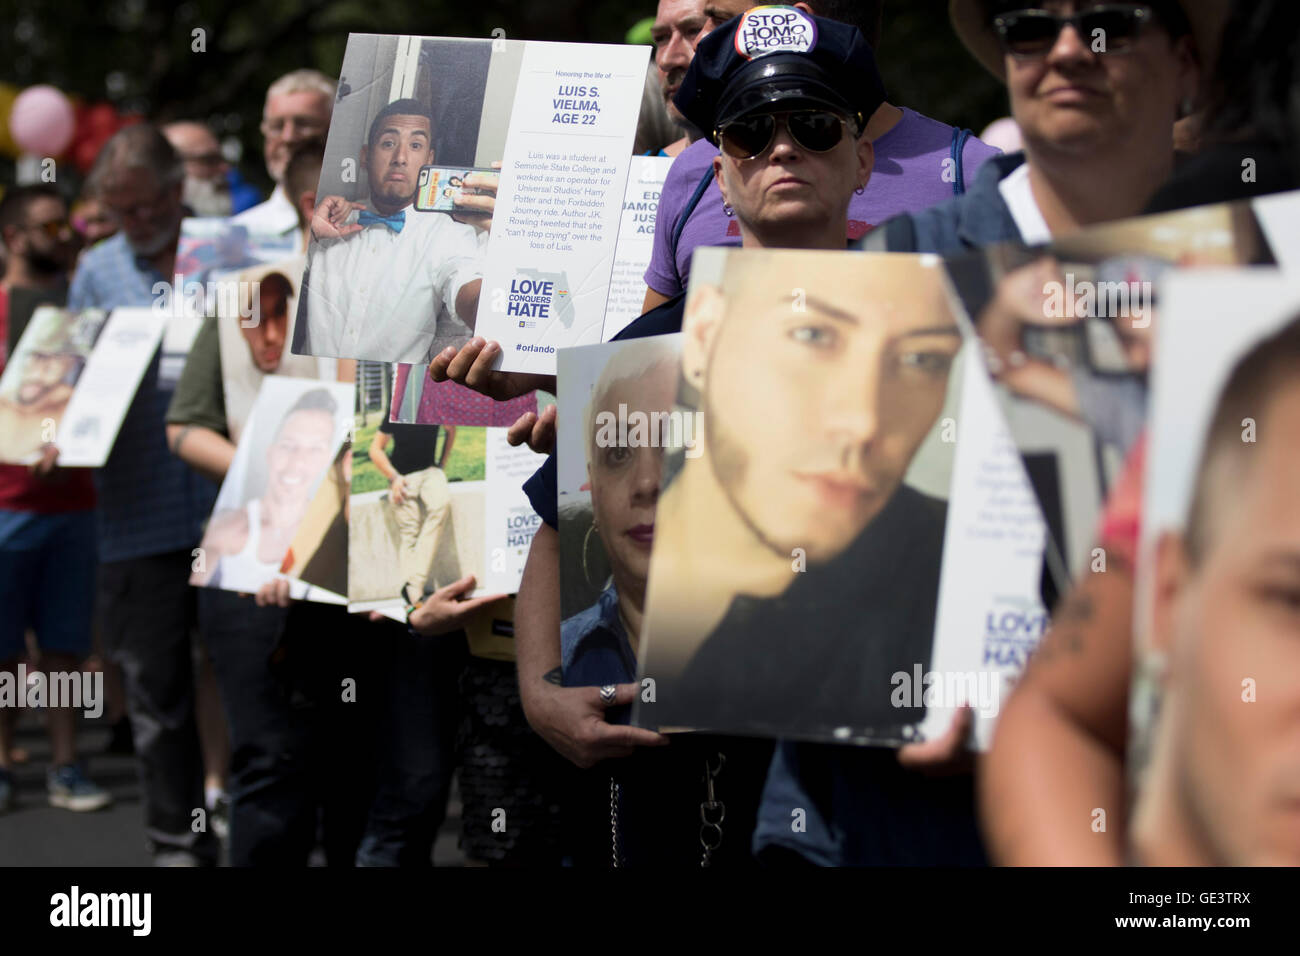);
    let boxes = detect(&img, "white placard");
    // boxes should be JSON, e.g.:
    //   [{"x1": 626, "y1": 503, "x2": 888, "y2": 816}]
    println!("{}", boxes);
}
[
  {"x1": 603, "y1": 155, "x2": 673, "y2": 340},
  {"x1": 475, "y1": 42, "x2": 648, "y2": 370}
]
